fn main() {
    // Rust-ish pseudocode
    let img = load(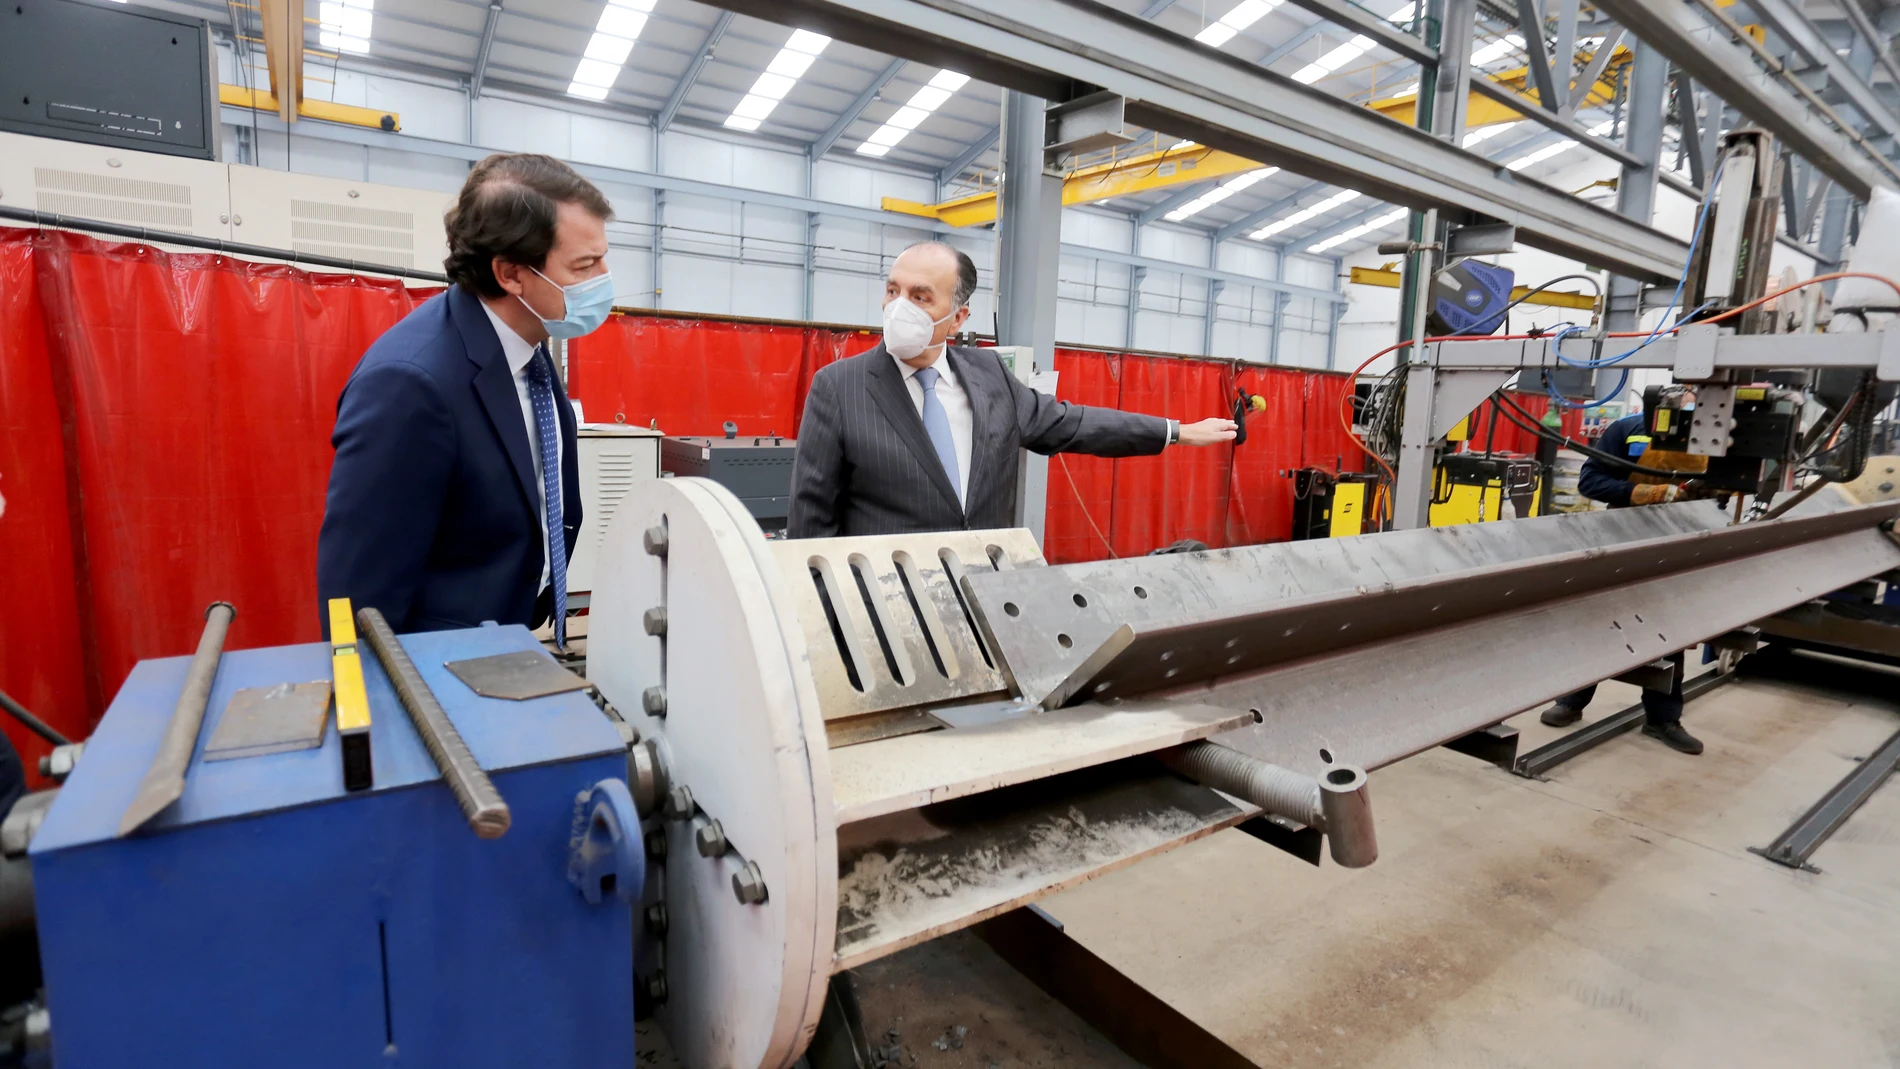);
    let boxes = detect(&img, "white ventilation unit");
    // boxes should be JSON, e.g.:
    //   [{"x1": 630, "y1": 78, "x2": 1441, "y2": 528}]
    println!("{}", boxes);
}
[
  {"x1": 33, "y1": 166, "x2": 194, "y2": 228},
  {"x1": 567, "y1": 425, "x2": 664, "y2": 598},
  {"x1": 289, "y1": 198, "x2": 416, "y2": 268}
]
